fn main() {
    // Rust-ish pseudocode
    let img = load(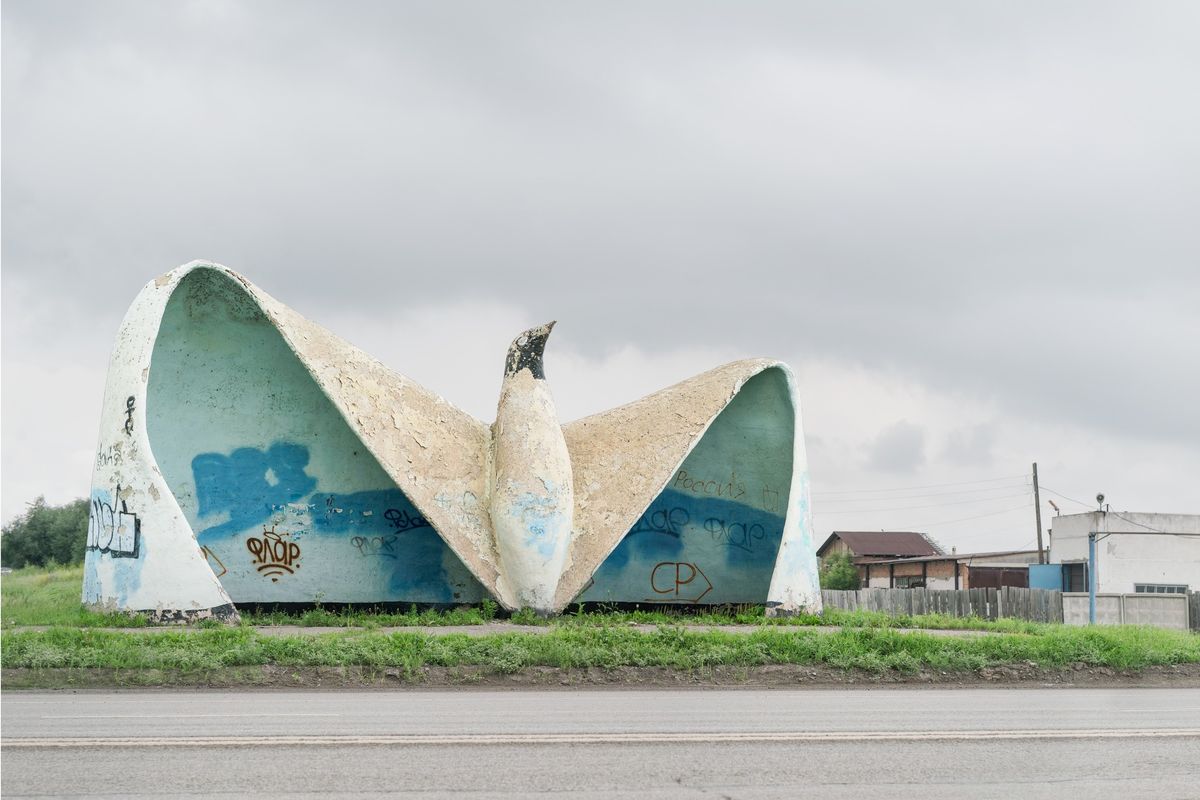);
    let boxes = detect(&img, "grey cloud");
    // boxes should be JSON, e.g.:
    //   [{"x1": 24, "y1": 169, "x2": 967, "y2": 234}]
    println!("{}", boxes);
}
[
  {"x1": 943, "y1": 423, "x2": 997, "y2": 467},
  {"x1": 867, "y1": 421, "x2": 926, "y2": 474},
  {"x1": 3, "y1": 1, "x2": 1199, "y2": 519}
]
